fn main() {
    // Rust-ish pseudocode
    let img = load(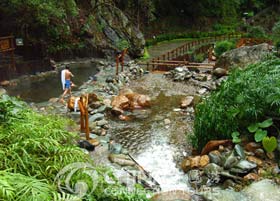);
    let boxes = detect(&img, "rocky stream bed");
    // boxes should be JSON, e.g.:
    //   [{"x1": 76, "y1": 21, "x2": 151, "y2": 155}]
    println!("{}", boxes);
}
[{"x1": 1, "y1": 55, "x2": 280, "y2": 201}]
